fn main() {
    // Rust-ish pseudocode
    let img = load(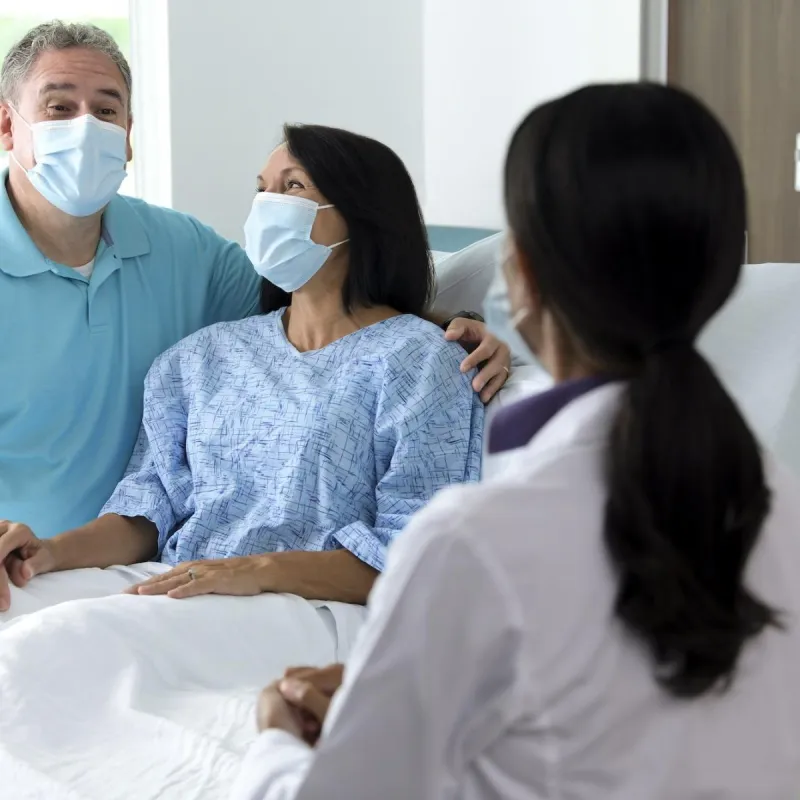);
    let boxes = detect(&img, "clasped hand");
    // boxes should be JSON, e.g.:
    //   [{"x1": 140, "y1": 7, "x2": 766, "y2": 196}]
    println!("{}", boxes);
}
[{"x1": 256, "y1": 663, "x2": 345, "y2": 745}]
